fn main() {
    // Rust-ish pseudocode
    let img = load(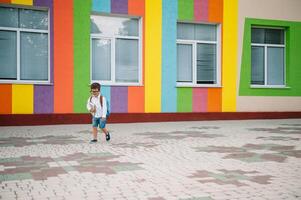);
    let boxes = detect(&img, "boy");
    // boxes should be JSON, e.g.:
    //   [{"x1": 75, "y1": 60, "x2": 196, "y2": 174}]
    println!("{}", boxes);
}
[{"x1": 87, "y1": 82, "x2": 110, "y2": 143}]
